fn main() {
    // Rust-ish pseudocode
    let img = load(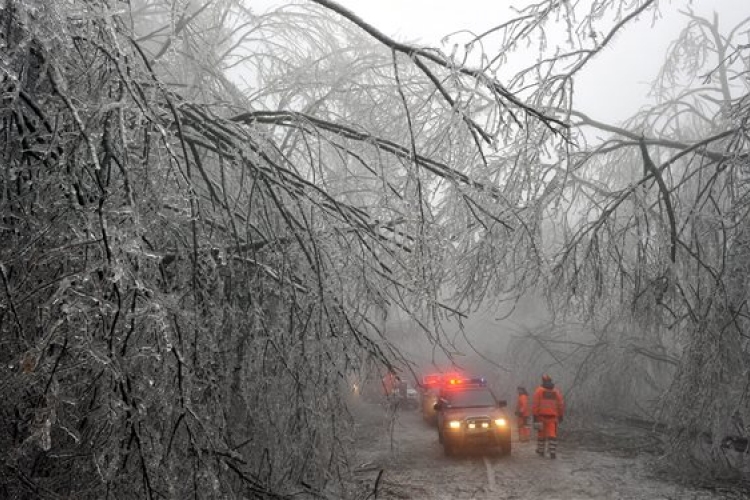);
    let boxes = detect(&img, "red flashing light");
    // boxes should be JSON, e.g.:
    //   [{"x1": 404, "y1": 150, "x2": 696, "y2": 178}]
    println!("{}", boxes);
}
[
  {"x1": 423, "y1": 374, "x2": 443, "y2": 387},
  {"x1": 423, "y1": 372, "x2": 469, "y2": 388}
]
